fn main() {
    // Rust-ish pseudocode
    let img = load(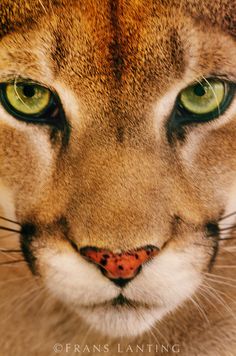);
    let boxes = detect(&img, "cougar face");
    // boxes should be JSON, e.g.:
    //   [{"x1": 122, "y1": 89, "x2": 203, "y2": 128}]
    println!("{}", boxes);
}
[{"x1": 0, "y1": 0, "x2": 236, "y2": 338}]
